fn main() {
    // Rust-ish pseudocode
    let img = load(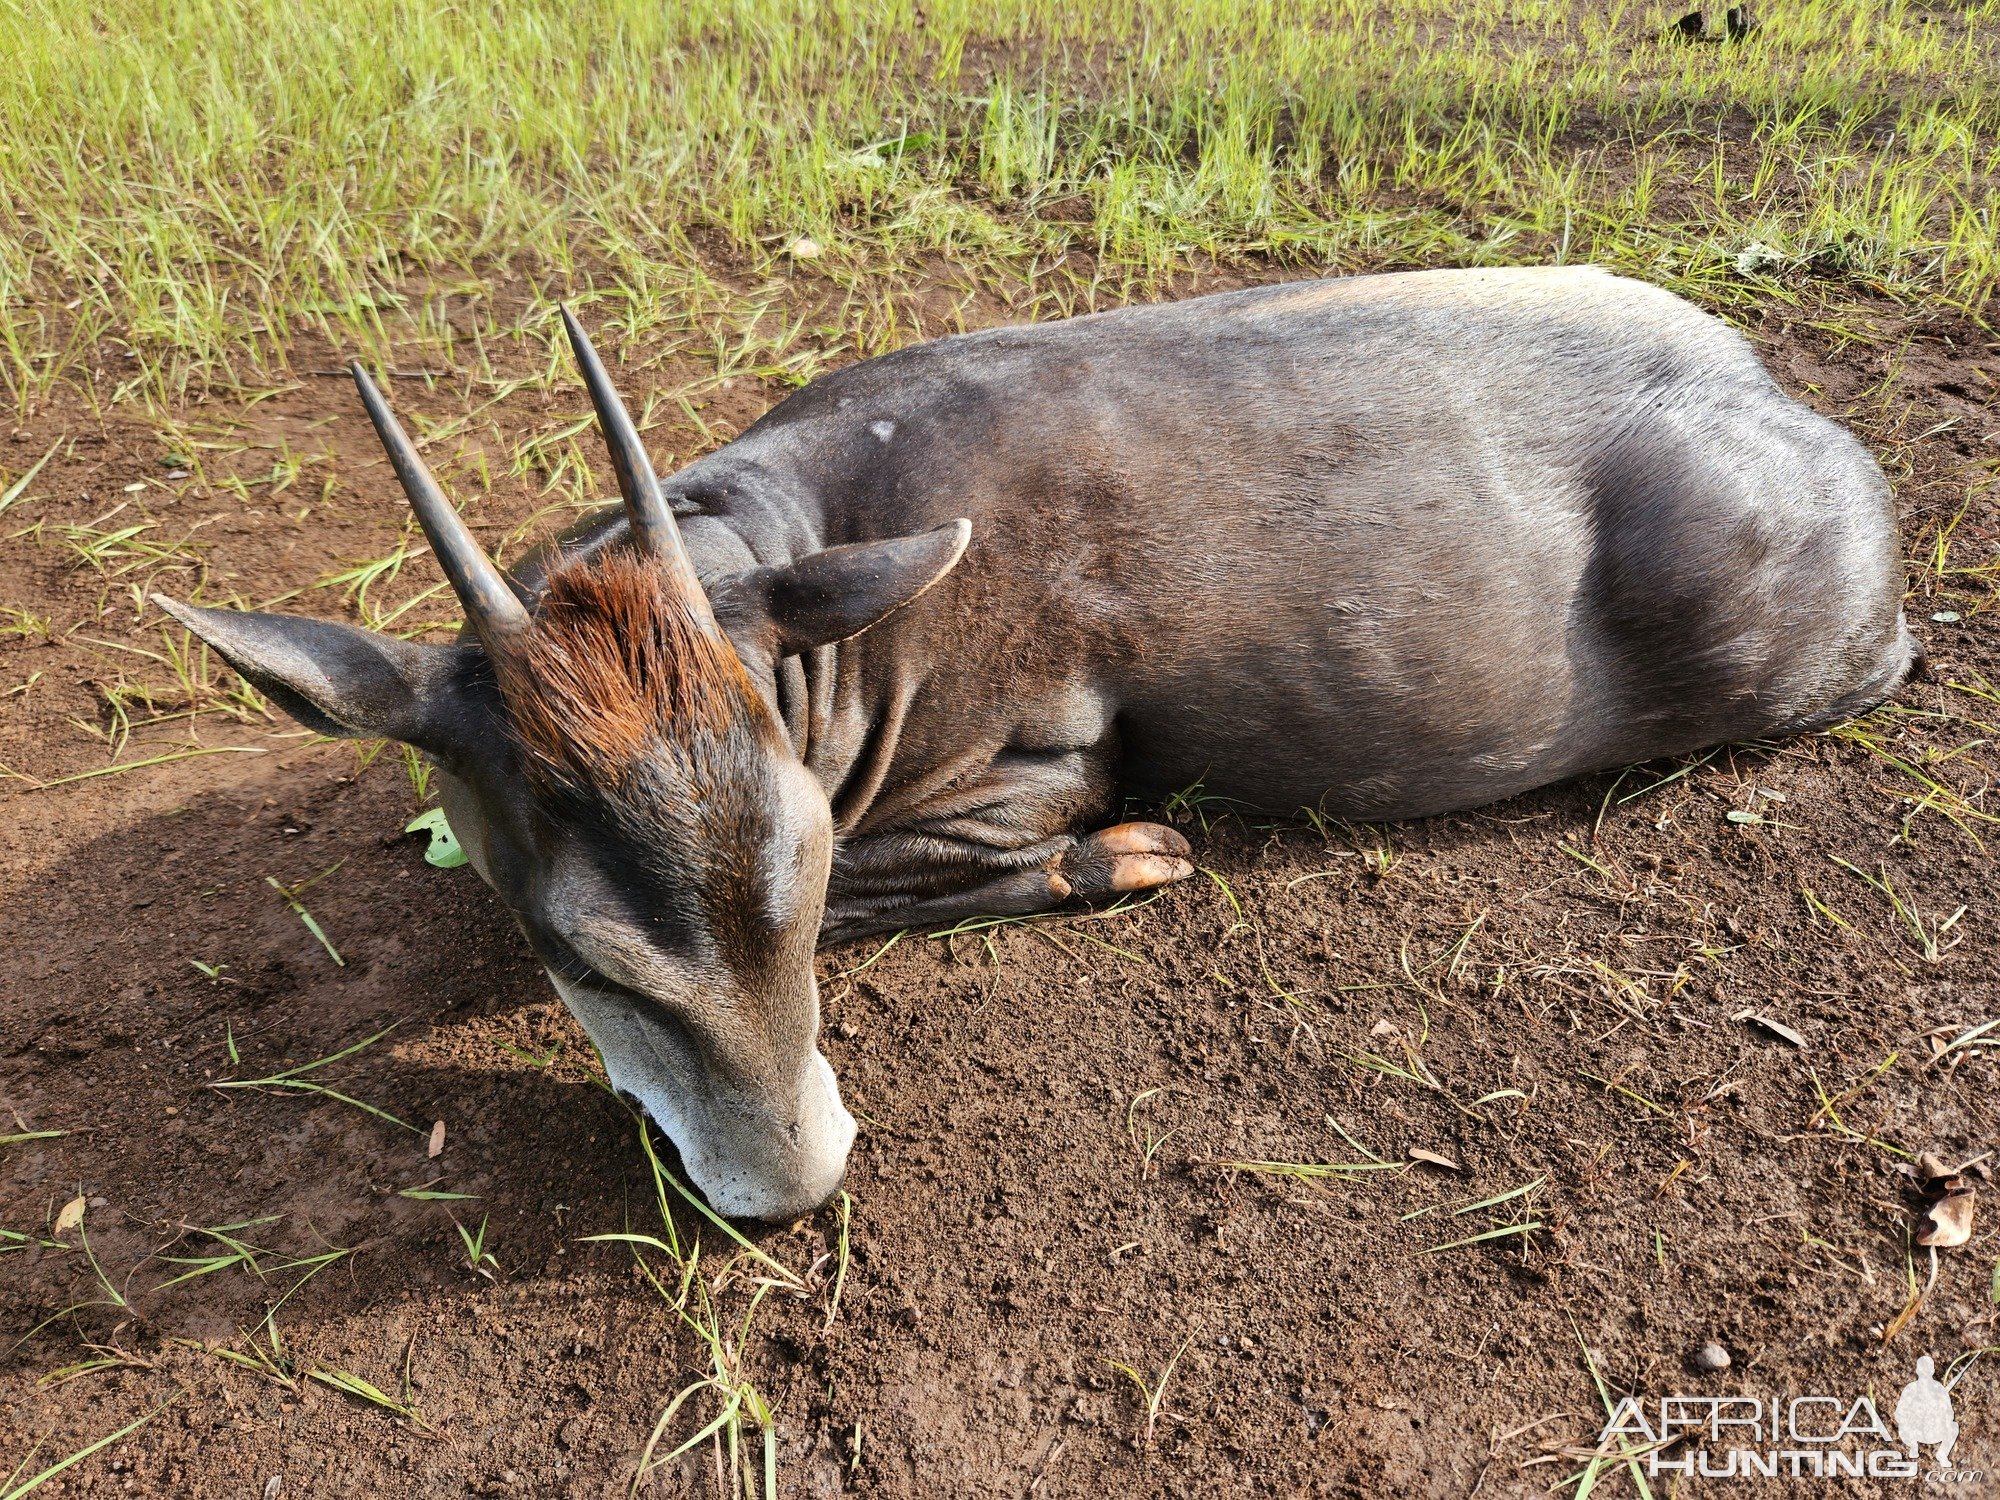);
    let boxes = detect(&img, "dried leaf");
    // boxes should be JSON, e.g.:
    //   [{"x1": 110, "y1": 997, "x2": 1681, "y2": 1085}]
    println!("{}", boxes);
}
[
  {"x1": 1408, "y1": 1148, "x2": 1461, "y2": 1172},
  {"x1": 1917, "y1": 1188, "x2": 1975, "y2": 1249},
  {"x1": 1734, "y1": 1010, "x2": 1804, "y2": 1048},
  {"x1": 427, "y1": 1120, "x2": 446, "y2": 1159},
  {"x1": 53, "y1": 1193, "x2": 85, "y2": 1237},
  {"x1": 1917, "y1": 1151, "x2": 1955, "y2": 1186}
]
